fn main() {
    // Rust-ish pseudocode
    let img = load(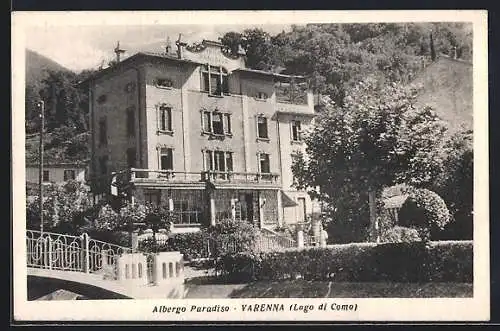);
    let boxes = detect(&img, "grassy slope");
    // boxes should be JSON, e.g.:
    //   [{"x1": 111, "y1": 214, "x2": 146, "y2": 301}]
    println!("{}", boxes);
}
[{"x1": 411, "y1": 55, "x2": 473, "y2": 135}]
